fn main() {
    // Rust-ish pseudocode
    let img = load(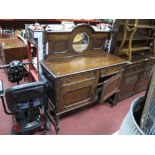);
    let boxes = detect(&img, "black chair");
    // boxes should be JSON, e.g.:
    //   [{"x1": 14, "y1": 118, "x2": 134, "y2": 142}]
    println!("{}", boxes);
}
[{"x1": 0, "y1": 80, "x2": 51, "y2": 135}]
